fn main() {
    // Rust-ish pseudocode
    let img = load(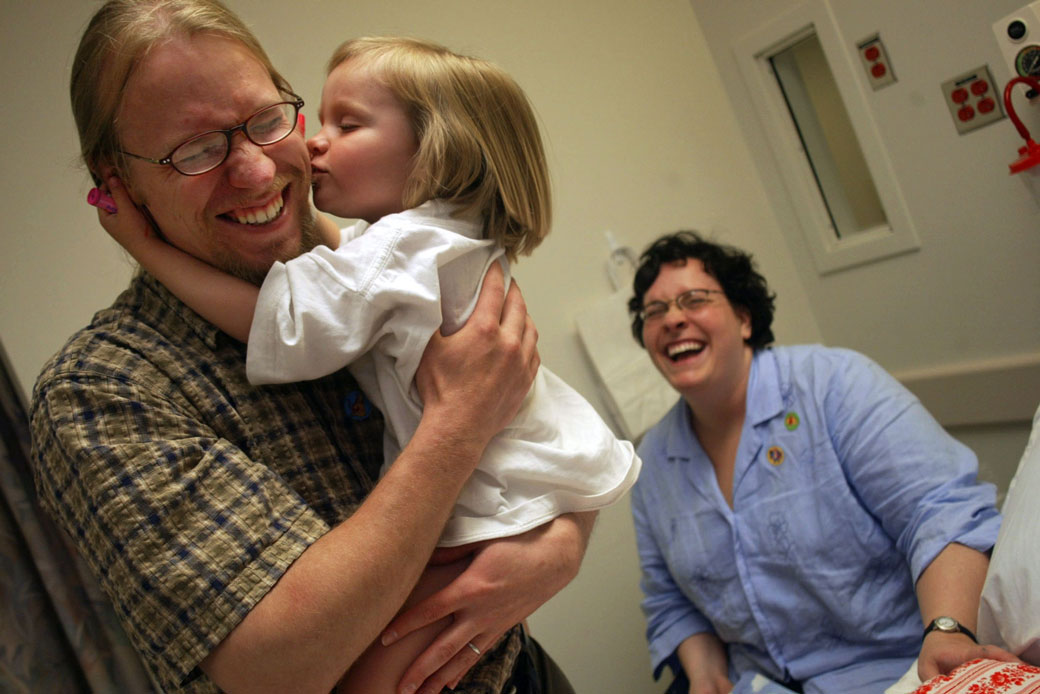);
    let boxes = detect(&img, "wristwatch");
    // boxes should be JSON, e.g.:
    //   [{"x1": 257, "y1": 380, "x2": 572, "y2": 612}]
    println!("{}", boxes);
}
[{"x1": 923, "y1": 616, "x2": 978, "y2": 643}]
